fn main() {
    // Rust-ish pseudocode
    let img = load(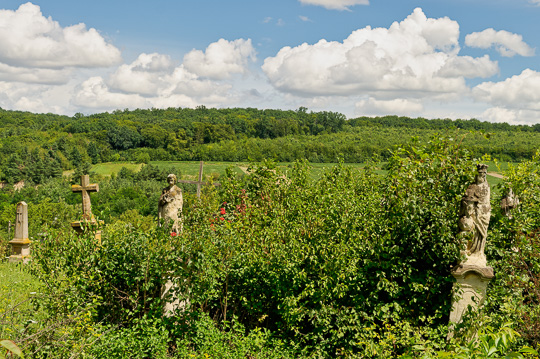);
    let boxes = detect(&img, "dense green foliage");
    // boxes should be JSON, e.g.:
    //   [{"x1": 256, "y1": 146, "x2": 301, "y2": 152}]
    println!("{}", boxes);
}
[
  {"x1": 2, "y1": 106, "x2": 540, "y2": 184},
  {"x1": 2, "y1": 132, "x2": 540, "y2": 357}
]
